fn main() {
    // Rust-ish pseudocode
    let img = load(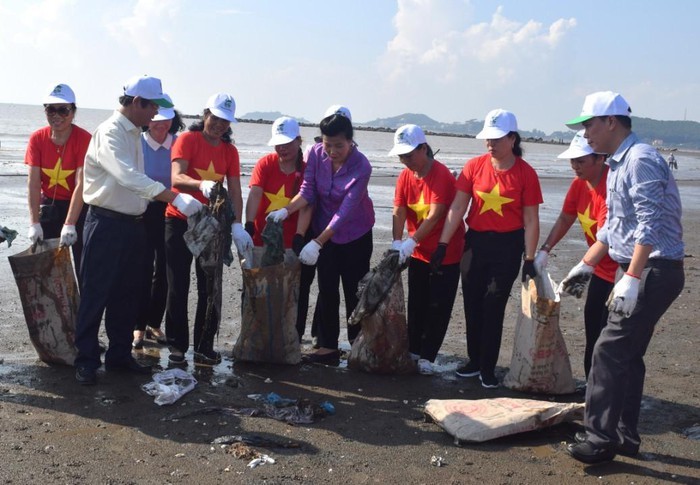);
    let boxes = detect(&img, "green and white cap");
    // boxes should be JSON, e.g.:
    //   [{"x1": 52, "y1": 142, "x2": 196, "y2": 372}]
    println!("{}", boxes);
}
[{"x1": 565, "y1": 91, "x2": 631, "y2": 129}]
